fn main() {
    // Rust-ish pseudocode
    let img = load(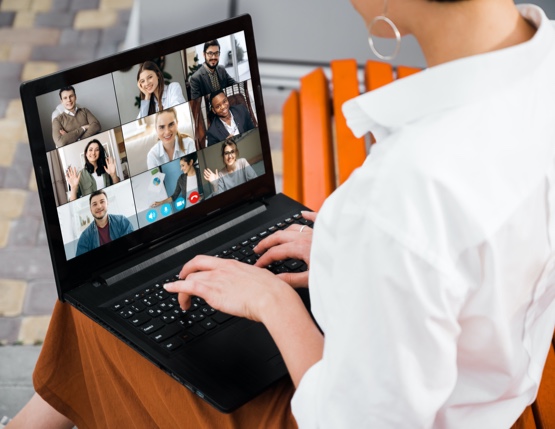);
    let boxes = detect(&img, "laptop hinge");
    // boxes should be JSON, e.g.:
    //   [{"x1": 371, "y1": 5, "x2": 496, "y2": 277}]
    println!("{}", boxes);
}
[{"x1": 100, "y1": 202, "x2": 268, "y2": 287}]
